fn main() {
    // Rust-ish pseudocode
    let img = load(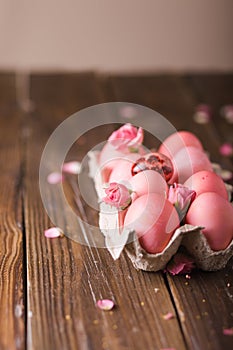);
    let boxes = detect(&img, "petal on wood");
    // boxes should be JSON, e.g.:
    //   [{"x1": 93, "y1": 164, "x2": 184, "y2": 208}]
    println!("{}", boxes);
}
[
  {"x1": 163, "y1": 312, "x2": 175, "y2": 320},
  {"x1": 223, "y1": 328, "x2": 233, "y2": 336},
  {"x1": 62, "y1": 161, "x2": 81, "y2": 174},
  {"x1": 96, "y1": 299, "x2": 115, "y2": 311},
  {"x1": 44, "y1": 227, "x2": 64, "y2": 238},
  {"x1": 47, "y1": 172, "x2": 63, "y2": 184}
]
